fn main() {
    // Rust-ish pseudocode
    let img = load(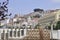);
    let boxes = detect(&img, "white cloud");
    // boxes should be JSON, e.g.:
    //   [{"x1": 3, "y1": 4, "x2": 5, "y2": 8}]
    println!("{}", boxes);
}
[{"x1": 52, "y1": 0, "x2": 60, "y2": 3}]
